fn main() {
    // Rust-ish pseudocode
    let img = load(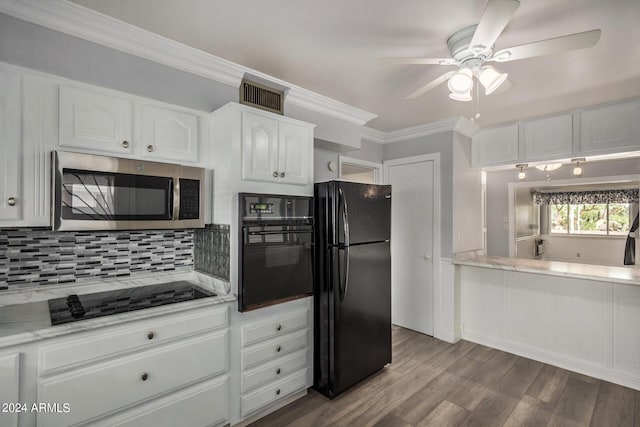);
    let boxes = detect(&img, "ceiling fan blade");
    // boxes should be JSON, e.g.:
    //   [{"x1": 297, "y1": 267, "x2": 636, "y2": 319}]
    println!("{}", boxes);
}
[
  {"x1": 379, "y1": 57, "x2": 457, "y2": 65},
  {"x1": 470, "y1": 0, "x2": 521, "y2": 52},
  {"x1": 490, "y1": 29, "x2": 601, "y2": 62},
  {"x1": 406, "y1": 71, "x2": 456, "y2": 100}
]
